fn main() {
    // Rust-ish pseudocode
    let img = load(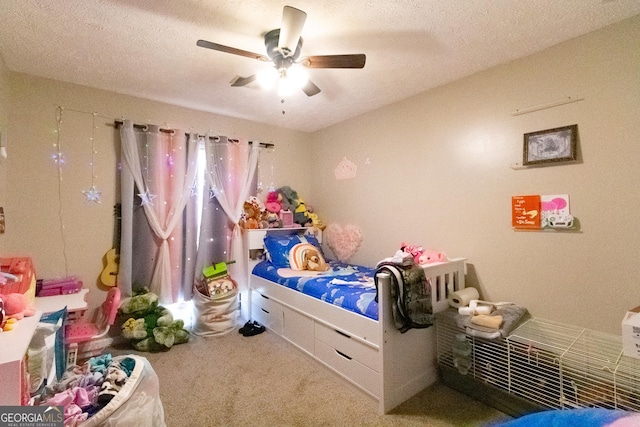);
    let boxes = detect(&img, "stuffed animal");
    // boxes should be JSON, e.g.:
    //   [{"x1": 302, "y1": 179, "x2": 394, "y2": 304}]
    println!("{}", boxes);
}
[
  {"x1": 266, "y1": 211, "x2": 282, "y2": 228},
  {"x1": 274, "y1": 186, "x2": 322, "y2": 228},
  {"x1": 276, "y1": 186, "x2": 299, "y2": 212},
  {"x1": 0, "y1": 292, "x2": 36, "y2": 320},
  {"x1": 240, "y1": 197, "x2": 267, "y2": 229},
  {"x1": 119, "y1": 289, "x2": 189, "y2": 352},
  {"x1": 265, "y1": 189, "x2": 282, "y2": 213},
  {"x1": 289, "y1": 243, "x2": 329, "y2": 272},
  {"x1": 417, "y1": 250, "x2": 446, "y2": 264},
  {"x1": 305, "y1": 205, "x2": 323, "y2": 229},
  {"x1": 0, "y1": 298, "x2": 18, "y2": 332},
  {"x1": 264, "y1": 190, "x2": 283, "y2": 228},
  {"x1": 400, "y1": 242, "x2": 424, "y2": 263},
  {"x1": 294, "y1": 199, "x2": 313, "y2": 226}
]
